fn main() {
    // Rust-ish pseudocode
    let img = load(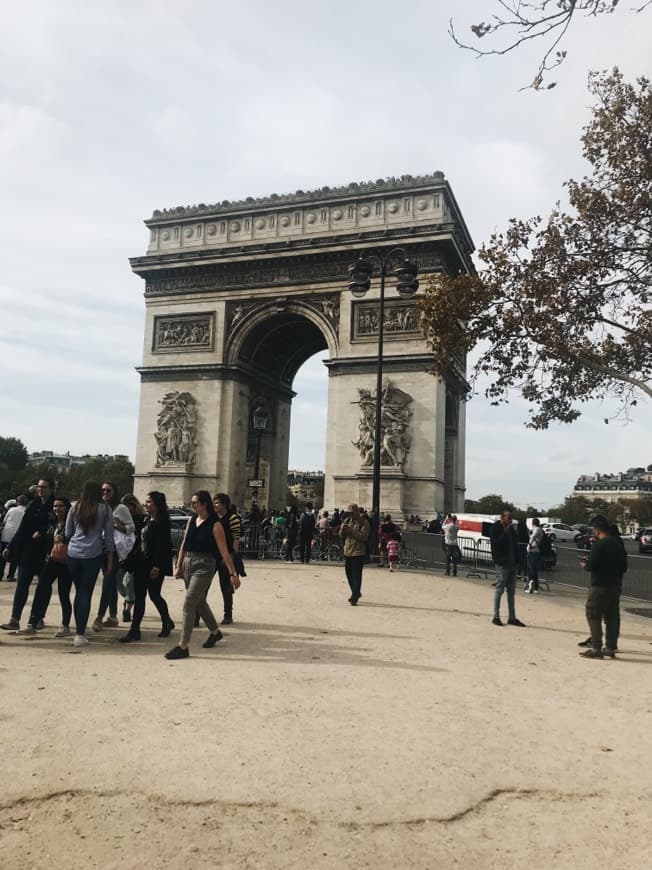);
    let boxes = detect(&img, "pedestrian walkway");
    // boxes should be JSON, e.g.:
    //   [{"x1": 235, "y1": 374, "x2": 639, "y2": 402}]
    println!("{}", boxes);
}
[{"x1": 1, "y1": 561, "x2": 650, "y2": 868}]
